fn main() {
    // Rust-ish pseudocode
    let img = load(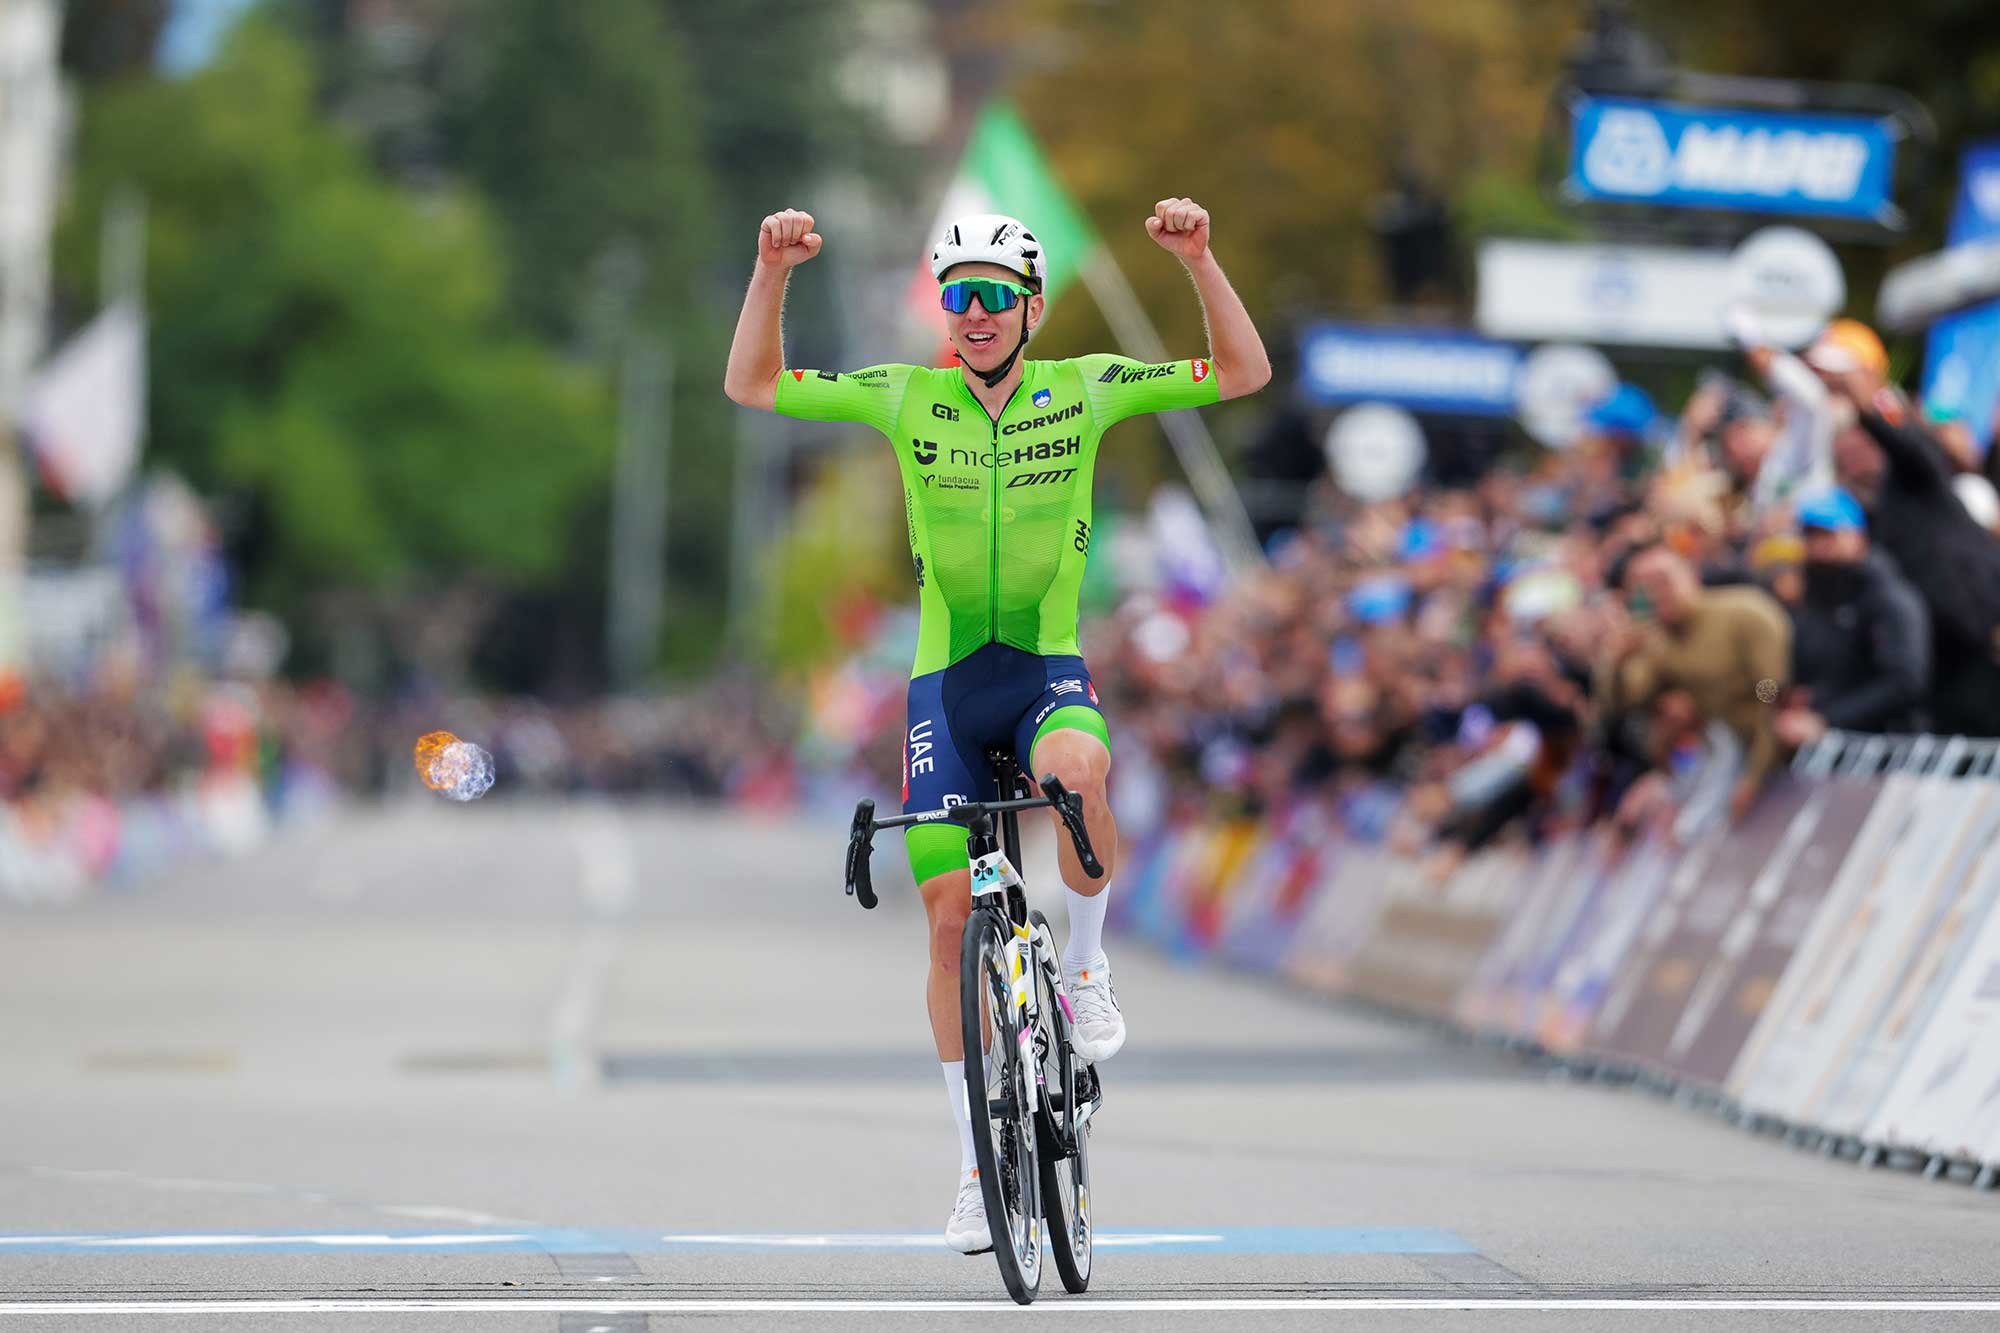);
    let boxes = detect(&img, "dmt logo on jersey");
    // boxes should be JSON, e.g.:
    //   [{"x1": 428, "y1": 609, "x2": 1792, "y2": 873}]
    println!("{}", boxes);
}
[{"x1": 1007, "y1": 468, "x2": 1077, "y2": 488}]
